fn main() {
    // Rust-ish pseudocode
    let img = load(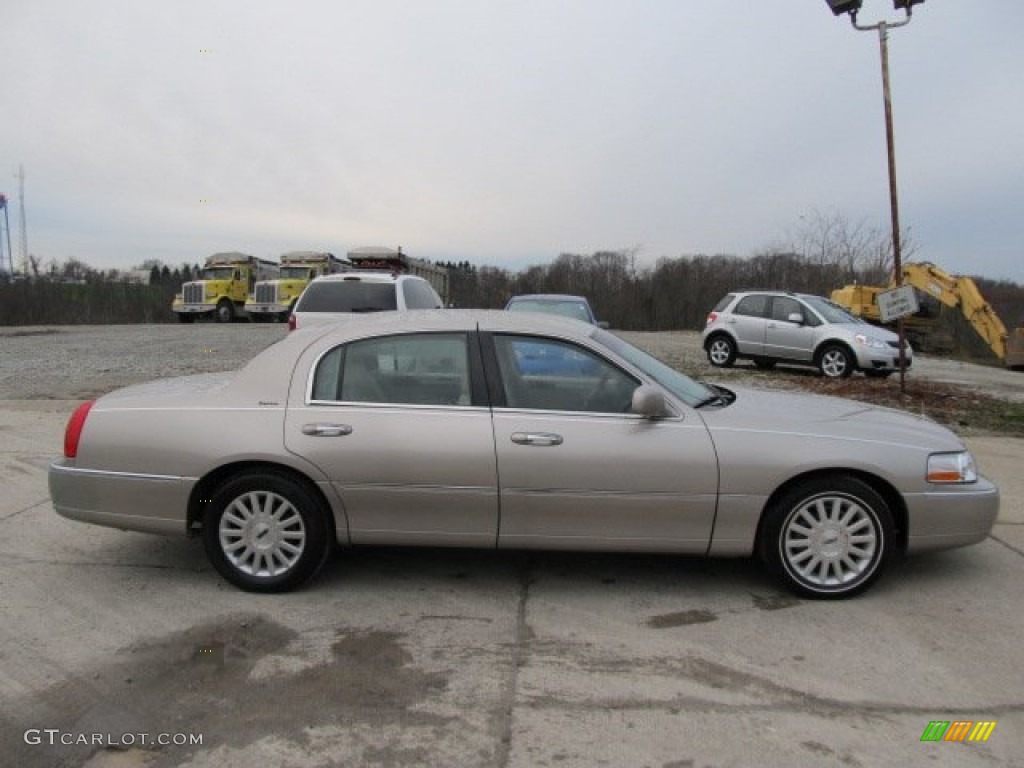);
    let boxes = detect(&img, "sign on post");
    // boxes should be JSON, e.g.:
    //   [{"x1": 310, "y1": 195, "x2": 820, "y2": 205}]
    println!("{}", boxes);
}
[{"x1": 876, "y1": 285, "x2": 919, "y2": 323}]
